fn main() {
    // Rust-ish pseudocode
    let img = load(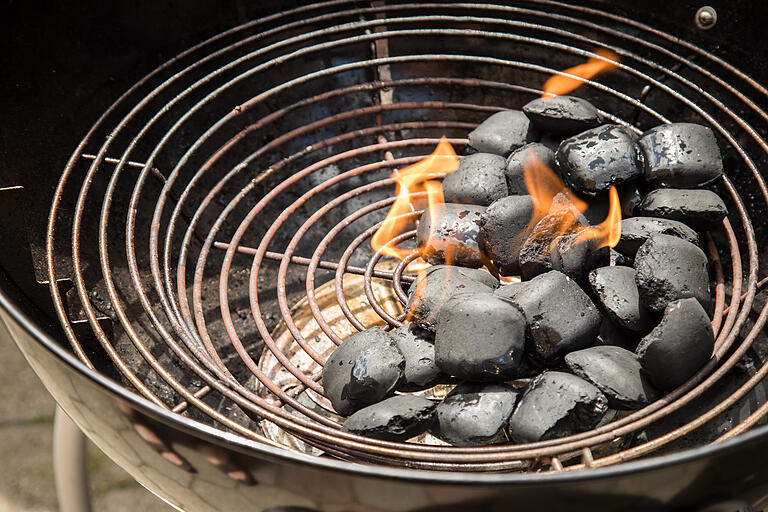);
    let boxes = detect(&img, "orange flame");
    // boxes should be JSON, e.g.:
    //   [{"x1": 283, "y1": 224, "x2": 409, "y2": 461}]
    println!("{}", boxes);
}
[
  {"x1": 522, "y1": 152, "x2": 621, "y2": 250},
  {"x1": 370, "y1": 137, "x2": 459, "y2": 258},
  {"x1": 542, "y1": 49, "x2": 619, "y2": 98}
]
